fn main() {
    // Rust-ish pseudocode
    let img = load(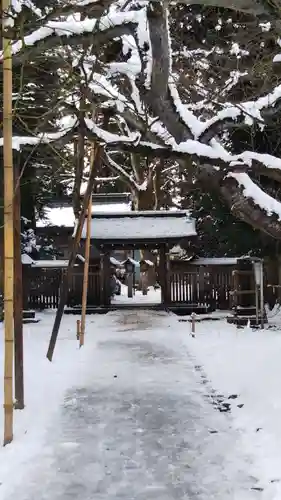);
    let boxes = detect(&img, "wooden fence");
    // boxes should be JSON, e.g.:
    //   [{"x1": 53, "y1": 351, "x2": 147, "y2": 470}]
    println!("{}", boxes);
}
[
  {"x1": 22, "y1": 261, "x2": 278, "y2": 311},
  {"x1": 23, "y1": 267, "x2": 101, "y2": 310},
  {"x1": 67, "y1": 271, "x2": 101, "y2": 307},
  {"x1": 23, "y1": 267, "x2": 62, "y2": 310},
  {"x1": 169, "y1": 267, "x2": 233, "y2": 310}
]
